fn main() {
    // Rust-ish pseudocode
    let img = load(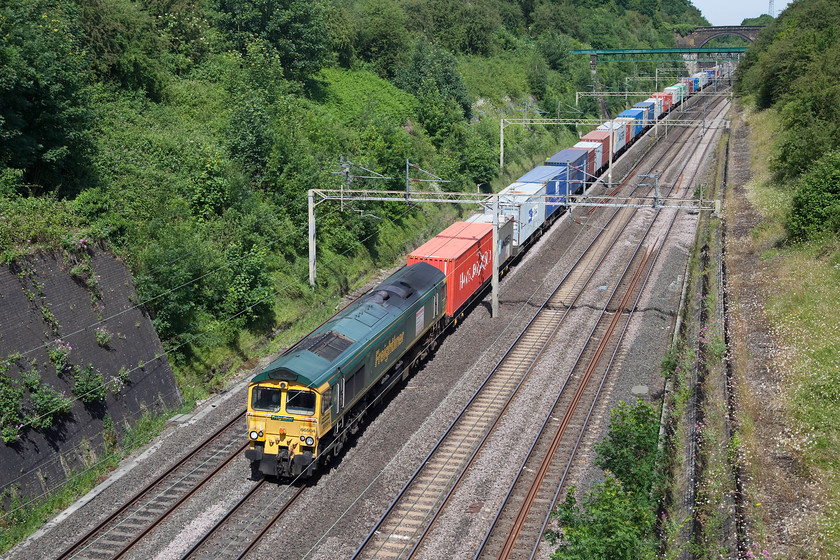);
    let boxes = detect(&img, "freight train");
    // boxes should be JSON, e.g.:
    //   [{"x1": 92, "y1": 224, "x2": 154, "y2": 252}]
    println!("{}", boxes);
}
[{"x1": 245, "y1": 66, "x2": 727, "y2": 478}]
